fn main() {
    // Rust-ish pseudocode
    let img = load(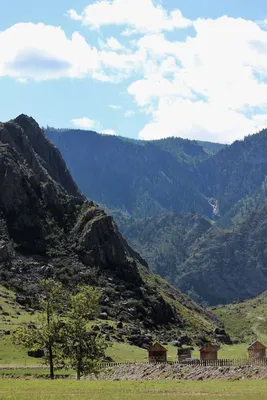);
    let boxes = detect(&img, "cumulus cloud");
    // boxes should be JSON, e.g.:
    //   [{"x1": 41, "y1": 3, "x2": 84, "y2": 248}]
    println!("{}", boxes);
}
[
  {"x1": 0, "y1": 22, "x2": 146, "y2": 82},
  {"x1": 4, "y1": 9, "x2": 267, "y2": 142},
  {"x1": 71, "y1": 117, "x2": 96, "y2": 129},
  {"x1": 71, "y1": 117, "x2": 116, "y2": 135},
  {"x1": 128, "y1": 17, "x2": 267, "y2": 142},
  {"x1": 0, "y1": 22, "x2": 102, "y2": 81},
  {"x1": 102, "y1": 129, "x2": 116, "y2": 135},
  {"x1": 67, "y1": 0, "x2": 191, "y2": 34}
]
